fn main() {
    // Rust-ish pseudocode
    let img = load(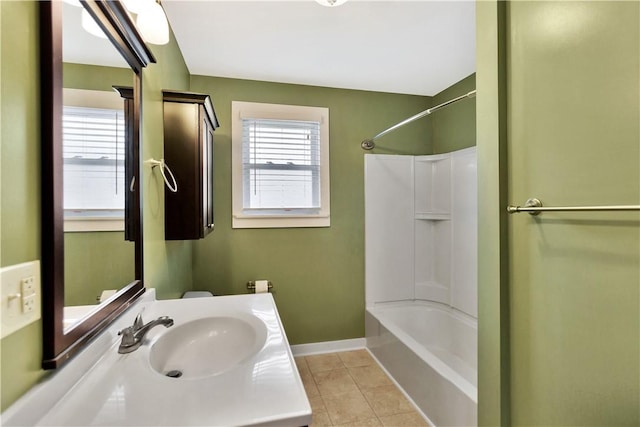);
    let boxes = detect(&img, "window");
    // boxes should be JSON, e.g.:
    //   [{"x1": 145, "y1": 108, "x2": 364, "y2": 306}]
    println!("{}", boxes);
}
[
  {"x1": 63, "y1": 89, "x2": 126, "y2": 232},
  {"x1": 232, "y1": 101, "x2": 330, "y2": 228}
]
